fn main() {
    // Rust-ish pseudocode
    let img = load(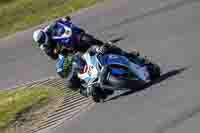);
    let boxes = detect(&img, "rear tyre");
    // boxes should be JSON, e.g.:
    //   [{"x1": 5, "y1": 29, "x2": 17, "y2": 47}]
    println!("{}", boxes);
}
[
  {"x1": 106, "y1": 75, "x2": 146, "y2": 90},
  {"x1": 147, "y1": 63, "x2": 161, "y2": 80},
  {"x1": 127, "y1": 53, "x2": 161, "y2": 81}
]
